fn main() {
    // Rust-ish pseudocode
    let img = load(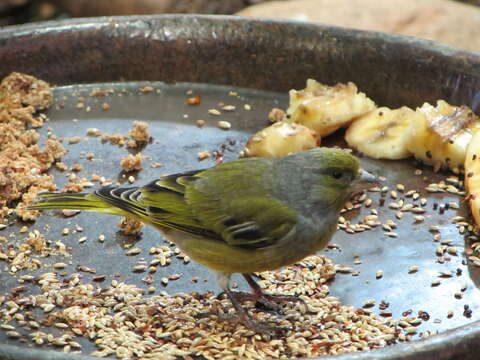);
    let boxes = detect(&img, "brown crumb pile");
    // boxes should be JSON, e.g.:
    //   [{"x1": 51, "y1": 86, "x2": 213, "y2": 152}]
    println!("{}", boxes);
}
[
  {"x1": 117, "y1": 216, "x2": 144, "y2": 235},
  {"x1": 120, "y1": 153, "x2": 145, "y2": 172},
  {"x1": 0, "y1": 72, "x2": 66, "y2": 222},
  {"x1": 0, "y1": 255, "x2": 405, "y2": 359}
]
